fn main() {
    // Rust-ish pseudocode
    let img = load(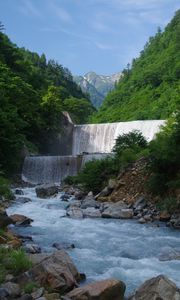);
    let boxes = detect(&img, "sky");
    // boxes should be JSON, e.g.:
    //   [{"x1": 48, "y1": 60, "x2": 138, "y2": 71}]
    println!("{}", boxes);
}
[{"x1": 0, "y1": 0, "x2": 179, "y2": 76}]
